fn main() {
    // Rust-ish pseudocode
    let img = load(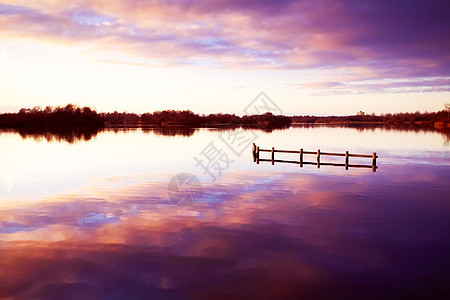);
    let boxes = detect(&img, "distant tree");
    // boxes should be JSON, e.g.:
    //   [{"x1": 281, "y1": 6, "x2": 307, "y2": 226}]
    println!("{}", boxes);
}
[{"x1": 0, "y1": 104, "x2": 103, "y2": 126}]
